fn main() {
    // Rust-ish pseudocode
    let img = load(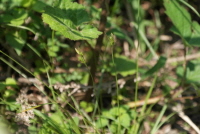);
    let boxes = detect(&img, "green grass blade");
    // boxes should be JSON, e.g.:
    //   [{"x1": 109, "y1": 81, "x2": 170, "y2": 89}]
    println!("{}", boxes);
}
[
  {"x1": 7, "y1": 24, "x2": 36, "y2": 34},
  {"x1": 0, "y1": 51, "x2": 33, "y2": 76},
  {"x1": 144, "y1": 56, "x2": 167, "y2": 78},
  {"x1": 140, "y1": 75, "x2": 157, "y2": 116},
  {"x1": 26, "y1": 43, "x2": 42, "y2": 58},
  {"x1": 0, "y1": 57, "x2": 27, "y2": 78},
  {"x1": 132, "y1": 22, "x2": 158, "y2": 59},
  {"x1": 155, "y1": 112, "x2": 175, "y2": 133},
  {"x1": 150, "y1": 104, "x2": 167, "y2": 134}
]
